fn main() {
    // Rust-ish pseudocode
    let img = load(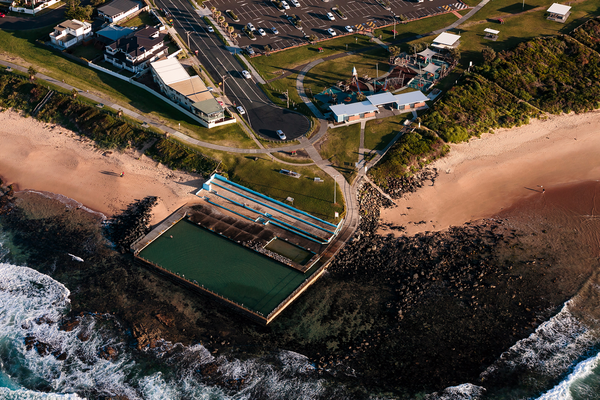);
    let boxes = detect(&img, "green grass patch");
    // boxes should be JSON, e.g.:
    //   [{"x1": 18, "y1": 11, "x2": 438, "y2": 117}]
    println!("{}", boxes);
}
[
  {"x1": 250, "y1": 35, "x2": 373, "y2": 81},
  {"x1": 303, "y1": 47, "x2": 390, "y2": 100},
  {"x1": 364, "y1": 113, "x2": 409, "y2": 151},
  {"x1": 318, "y1": 124, "x2": 360, "y2": 184},
  {"x1": 118, "y1": 11, "x2": 156, "y2": 27},
  {"x1": 271, "y1": 151, "x2": 314, "y2": 164},
  {"x1": 68, "y1": 44, "x2": 104, "y2": 62},
  {"x1": 374, "y1": 13, "x2": 459, "y2": 44}
]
